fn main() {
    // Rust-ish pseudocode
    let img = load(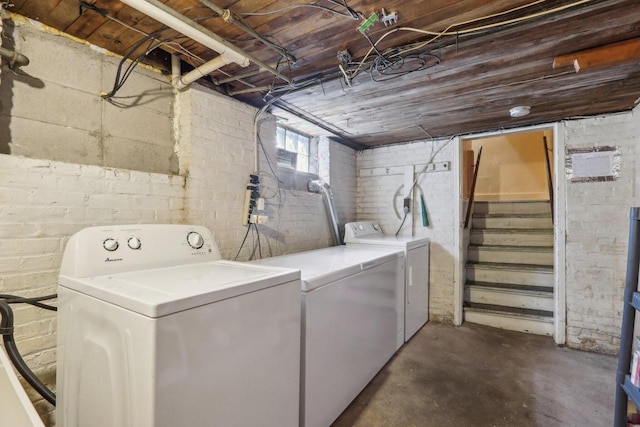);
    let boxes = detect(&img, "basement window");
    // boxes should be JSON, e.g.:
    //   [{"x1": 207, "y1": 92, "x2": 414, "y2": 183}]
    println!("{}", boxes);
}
[{"x1": 276, "y1": 126, "x2": 310, "y2": 173}]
